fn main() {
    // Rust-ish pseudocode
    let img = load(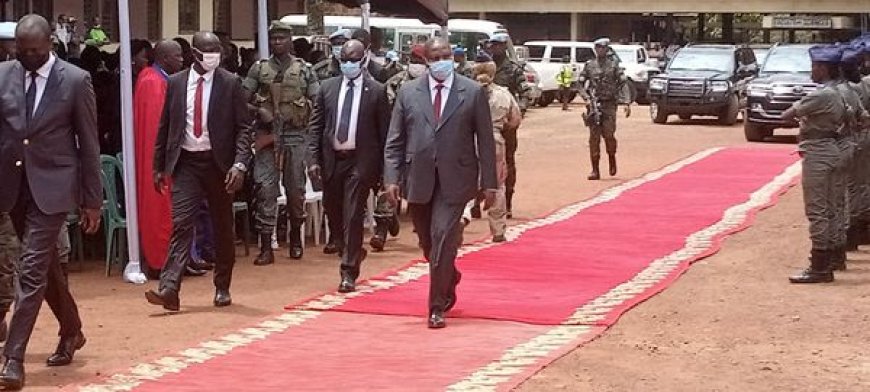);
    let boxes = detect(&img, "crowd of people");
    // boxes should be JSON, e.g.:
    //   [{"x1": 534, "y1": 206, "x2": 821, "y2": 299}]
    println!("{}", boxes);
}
[{"x1": 0, "y1": 12, "x2": 541, "y2": 389}]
